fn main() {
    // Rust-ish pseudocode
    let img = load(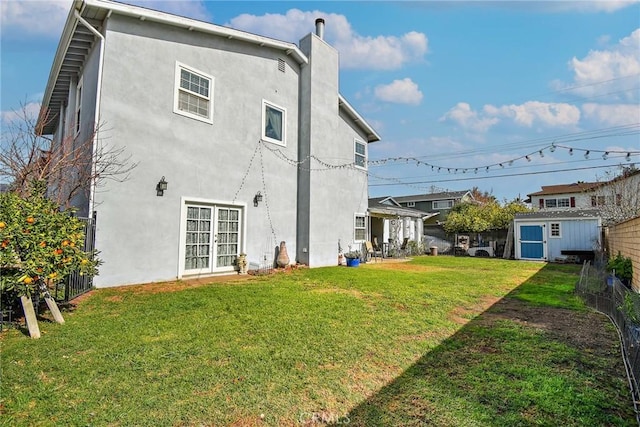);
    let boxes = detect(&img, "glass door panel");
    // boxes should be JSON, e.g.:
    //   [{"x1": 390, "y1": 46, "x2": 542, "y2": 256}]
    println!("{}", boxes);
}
[
  {"x1": 216, "y1": 207, "x2": 241, "y2": 268},
  {"x1": 185, "y1": 206, "x2": 212, "y2": 272}
]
